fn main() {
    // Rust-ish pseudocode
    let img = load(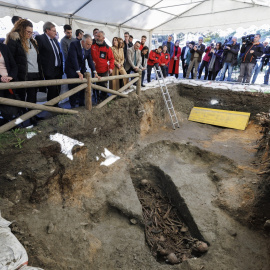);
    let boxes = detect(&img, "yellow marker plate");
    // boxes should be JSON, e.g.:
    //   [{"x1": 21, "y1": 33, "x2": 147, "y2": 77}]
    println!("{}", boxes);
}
[{"x1": 188, "y1": 107, "x2": 250, "y2": 130}]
